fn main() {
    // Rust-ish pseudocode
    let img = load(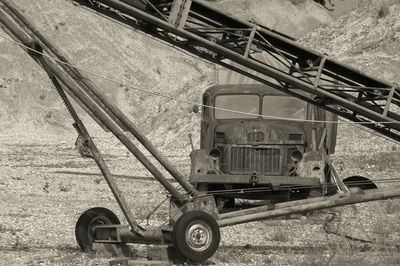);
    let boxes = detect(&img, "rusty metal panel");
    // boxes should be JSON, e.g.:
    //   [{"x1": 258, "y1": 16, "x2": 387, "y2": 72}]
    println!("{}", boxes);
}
[
  {"x1": 190, "y1": 174, "x2": 320, "y2": 186},
  {"x1": 247, "y1": 131, "x2": 265, "y2": 142},
  {"x1": 216, "y1": 52, "x2": 286, "y2": 85}
]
